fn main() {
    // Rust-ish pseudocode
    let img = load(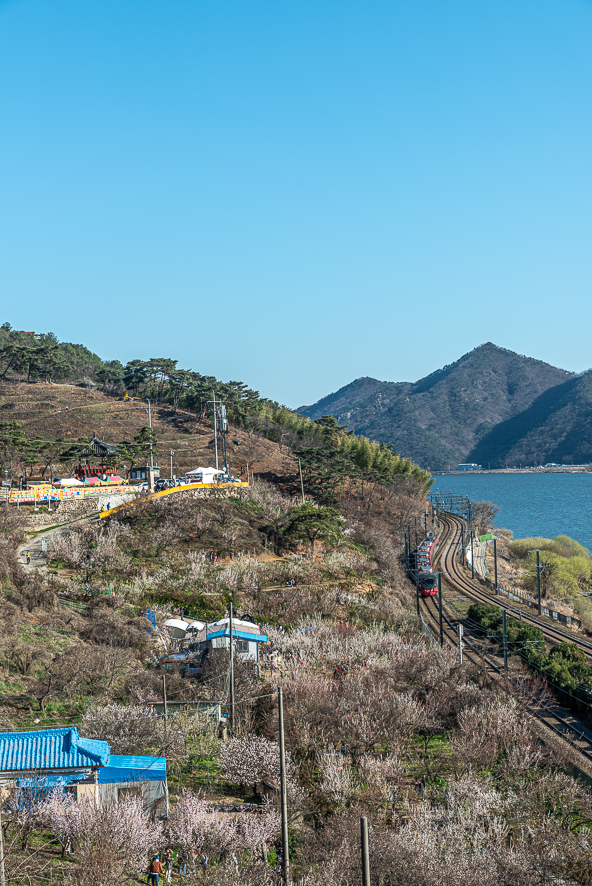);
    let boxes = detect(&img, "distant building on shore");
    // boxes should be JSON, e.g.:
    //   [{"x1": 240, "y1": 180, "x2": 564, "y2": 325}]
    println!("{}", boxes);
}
[{"x1": 457, "y1": 463, "x2": 482, "y2": 471}]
